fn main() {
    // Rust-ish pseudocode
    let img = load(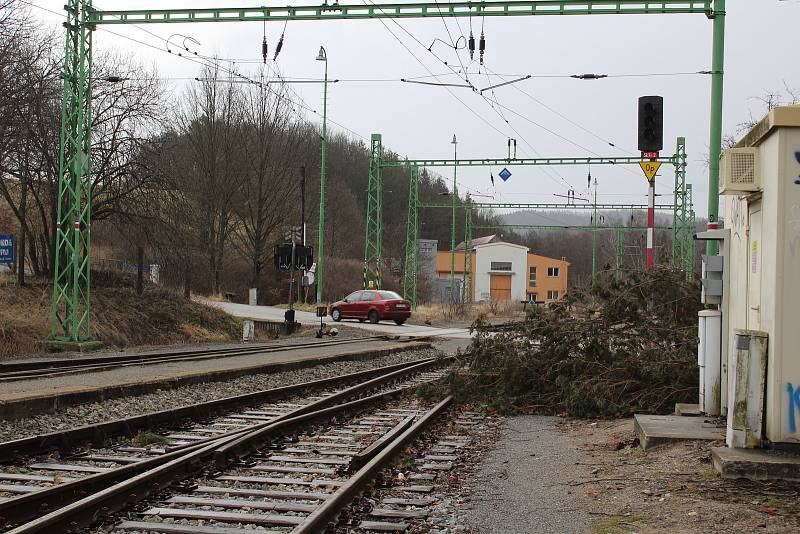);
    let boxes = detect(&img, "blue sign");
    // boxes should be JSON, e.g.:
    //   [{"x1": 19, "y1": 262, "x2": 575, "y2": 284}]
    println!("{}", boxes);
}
[
  {"x1": 0, "y1": 234, "x2": 13, "y2": 264},
  {"x1": 499, "y1": 168, "x2": 512, "y2": 182}
]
